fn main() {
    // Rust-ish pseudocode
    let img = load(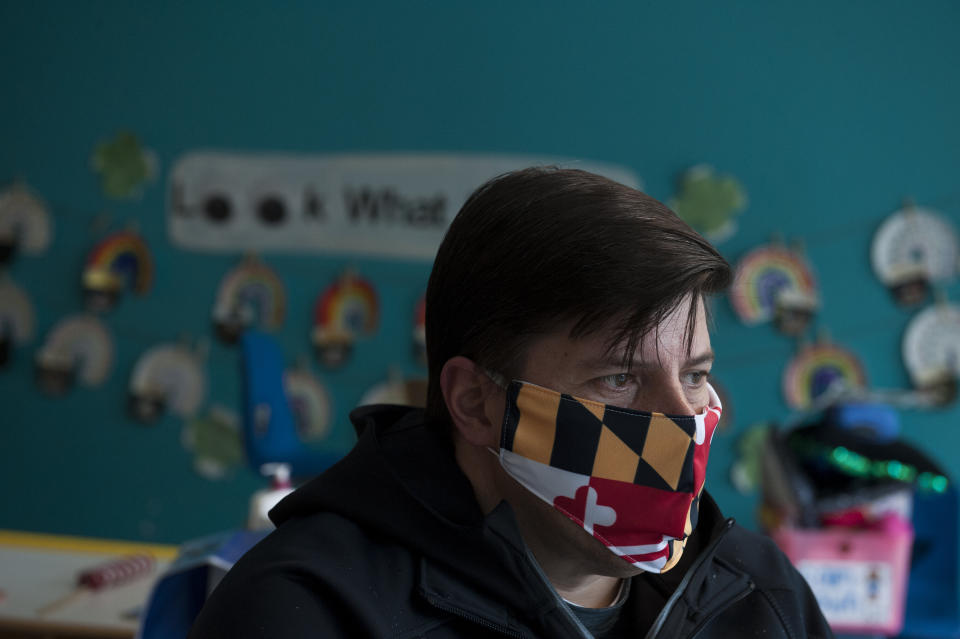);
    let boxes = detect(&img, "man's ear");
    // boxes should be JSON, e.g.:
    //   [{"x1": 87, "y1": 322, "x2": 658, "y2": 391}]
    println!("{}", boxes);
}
[{"x1": 439, "y1": 356, "x2": 501, "y2": 448}]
